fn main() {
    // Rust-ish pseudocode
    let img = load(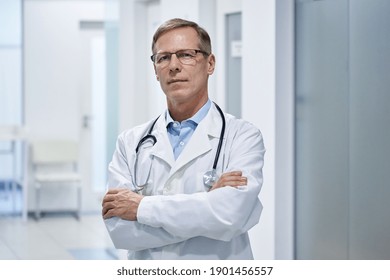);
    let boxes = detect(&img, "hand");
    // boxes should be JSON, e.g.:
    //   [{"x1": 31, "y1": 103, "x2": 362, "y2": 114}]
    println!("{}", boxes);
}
[
  {"x1": 209, "y1": 171, "x2": 247, "y2": 191},
  {"x1": 102, "y1": 188, "x2": 144, "y2": 221}
]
